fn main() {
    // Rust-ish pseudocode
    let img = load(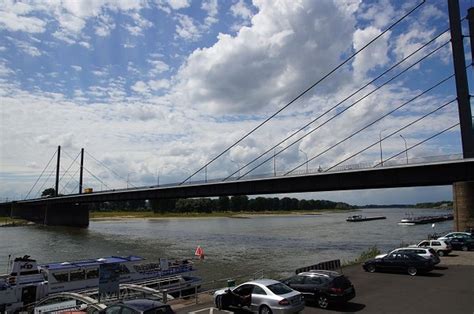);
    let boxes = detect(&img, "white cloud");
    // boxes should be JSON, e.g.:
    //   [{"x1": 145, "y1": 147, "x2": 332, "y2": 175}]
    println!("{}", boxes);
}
[
  {"x1": 202, "y1": 0, "x2": 219, "y2": 27},
  {"x1": 352, "y1": 26, "x2": 390, "y2": 80},
  {"x1": 231, "y1": 0, "x2": 253, "y2": 20},
  {"x1": 173, "y1": 0, "x2": 357, "y2": 113},
  {"x1": 125, "y1": 12, "x2": 153, "y2": 36},
  {"x1": 166, "y1": 0, "x2": 192, "y2": 10},
  {"x1": 10, "y1": 39, "x2": 42, "y2": 57},
  {"x1": 148, "y1": 79, "x2": 170, "y2": 90},
  {"x1": 71, "y1": 65, "x2": 82, "y2": 71},
  {"x1": 175, "y1": 14, "x2": 201, "y2": 41},
  {"x1": 131, "y1": 81, "x2": 150, "y2": 94},
  {"x1": 0, "y1": 62, "x2": 14, "y2": 77},
  {"x1": 148, "y1": 58, "x2": 170, "y2": 75}
]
